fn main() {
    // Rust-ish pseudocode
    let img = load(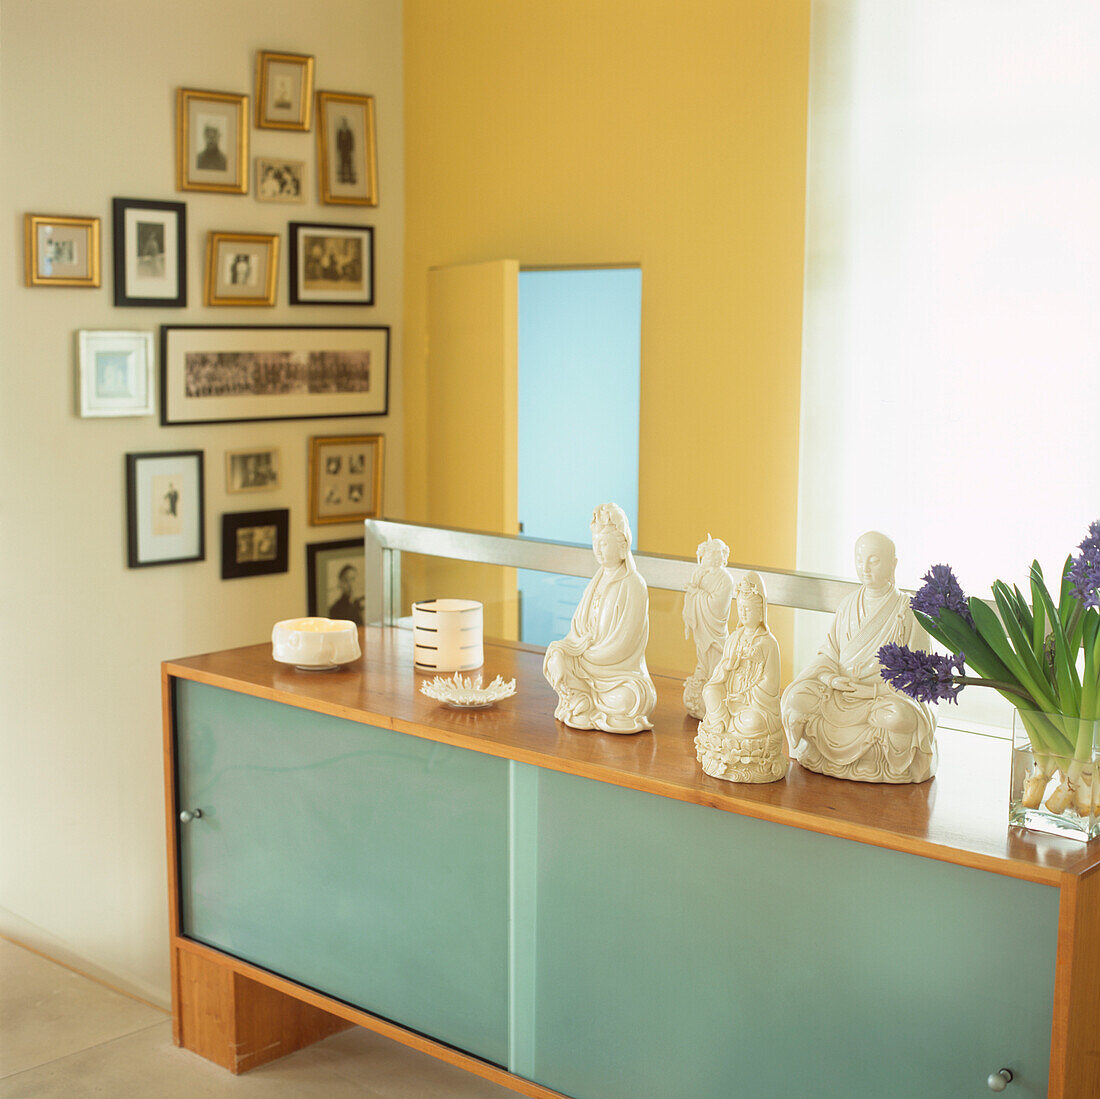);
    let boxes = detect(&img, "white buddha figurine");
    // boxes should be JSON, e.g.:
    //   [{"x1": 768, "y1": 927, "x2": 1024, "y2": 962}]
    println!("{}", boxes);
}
[
  {"x1": 781, "y1": 531, "x2": 937, "y2": 784},
  {"x1": 695, "y1": 572, "x2": 788, "y2": 783},
  {"x1": 682, "y1": 535, "x2": 735, "y2": 718},
  {"x1": 543, "y1": 502, "x2": 657, "y2": 733}
]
